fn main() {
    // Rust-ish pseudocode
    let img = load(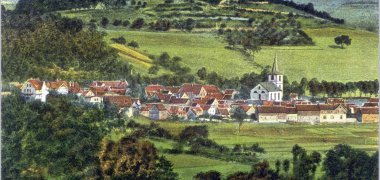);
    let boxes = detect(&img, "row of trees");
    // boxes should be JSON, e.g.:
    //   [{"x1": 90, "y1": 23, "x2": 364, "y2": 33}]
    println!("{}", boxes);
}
[
  {"x1": 268, "y1": 0, "x2": 345, "y2": 24},
  {"x1": 193, "y1": 144, "x2": 378, "y2": 179},
  {"x1": 302, "y1": 79, "x2": 378, "y2": 98},
  {"x1": 14, "y1": 0, "x2": 133, "y2": 15}
]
